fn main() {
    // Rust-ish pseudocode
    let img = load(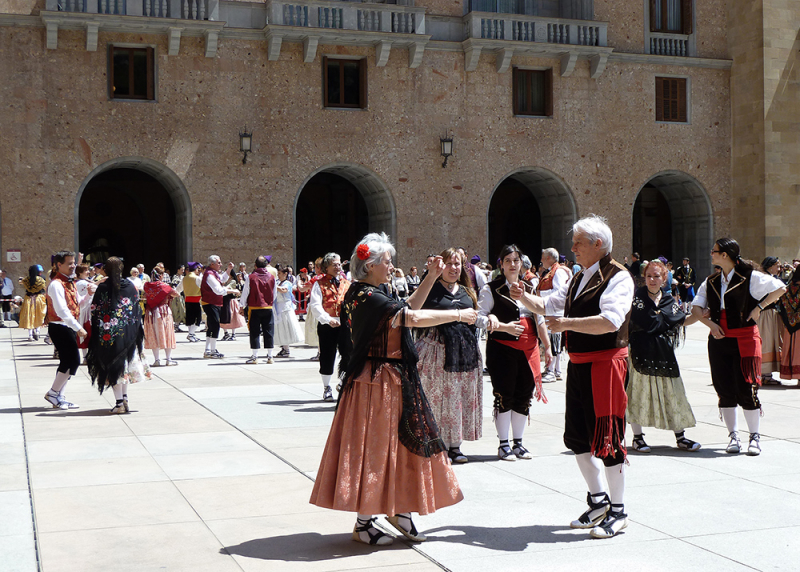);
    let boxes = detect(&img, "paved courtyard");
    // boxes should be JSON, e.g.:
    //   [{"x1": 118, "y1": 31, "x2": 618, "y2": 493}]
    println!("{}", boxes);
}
[{"x1": 1, "y1": 322, "x2": 799, "y2": 572}]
